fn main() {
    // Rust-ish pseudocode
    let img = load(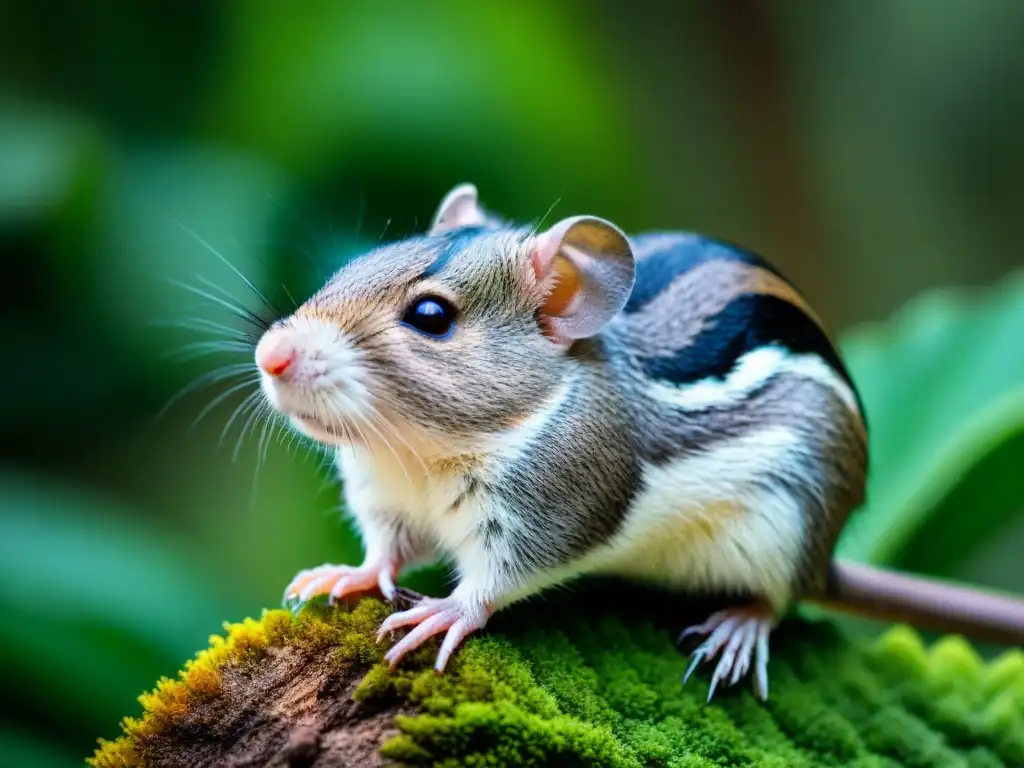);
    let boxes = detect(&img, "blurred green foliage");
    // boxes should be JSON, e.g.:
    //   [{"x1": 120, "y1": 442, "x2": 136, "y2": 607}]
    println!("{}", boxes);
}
[
  {"x1": 1, "y1": 1, "x2": 1022, "y2": 764},
  {"x1": 838, "y1": 274, "x2": 1024, "y2": 568}
]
